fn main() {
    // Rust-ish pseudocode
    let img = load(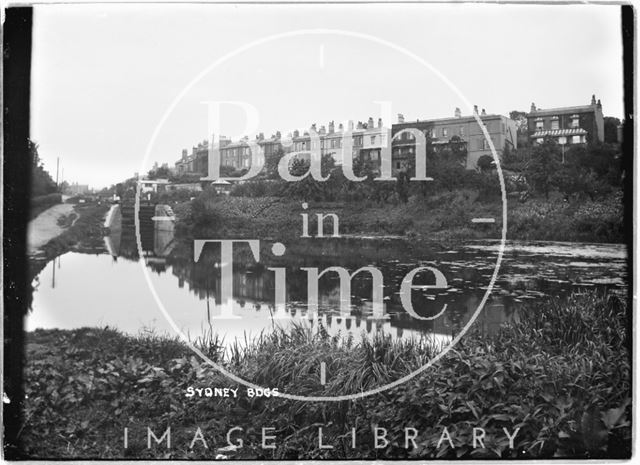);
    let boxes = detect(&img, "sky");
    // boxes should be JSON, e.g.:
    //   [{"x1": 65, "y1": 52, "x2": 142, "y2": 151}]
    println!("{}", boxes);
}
[{"x1": 30, "y1": 3, "x2": 625, "y2": 190}]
